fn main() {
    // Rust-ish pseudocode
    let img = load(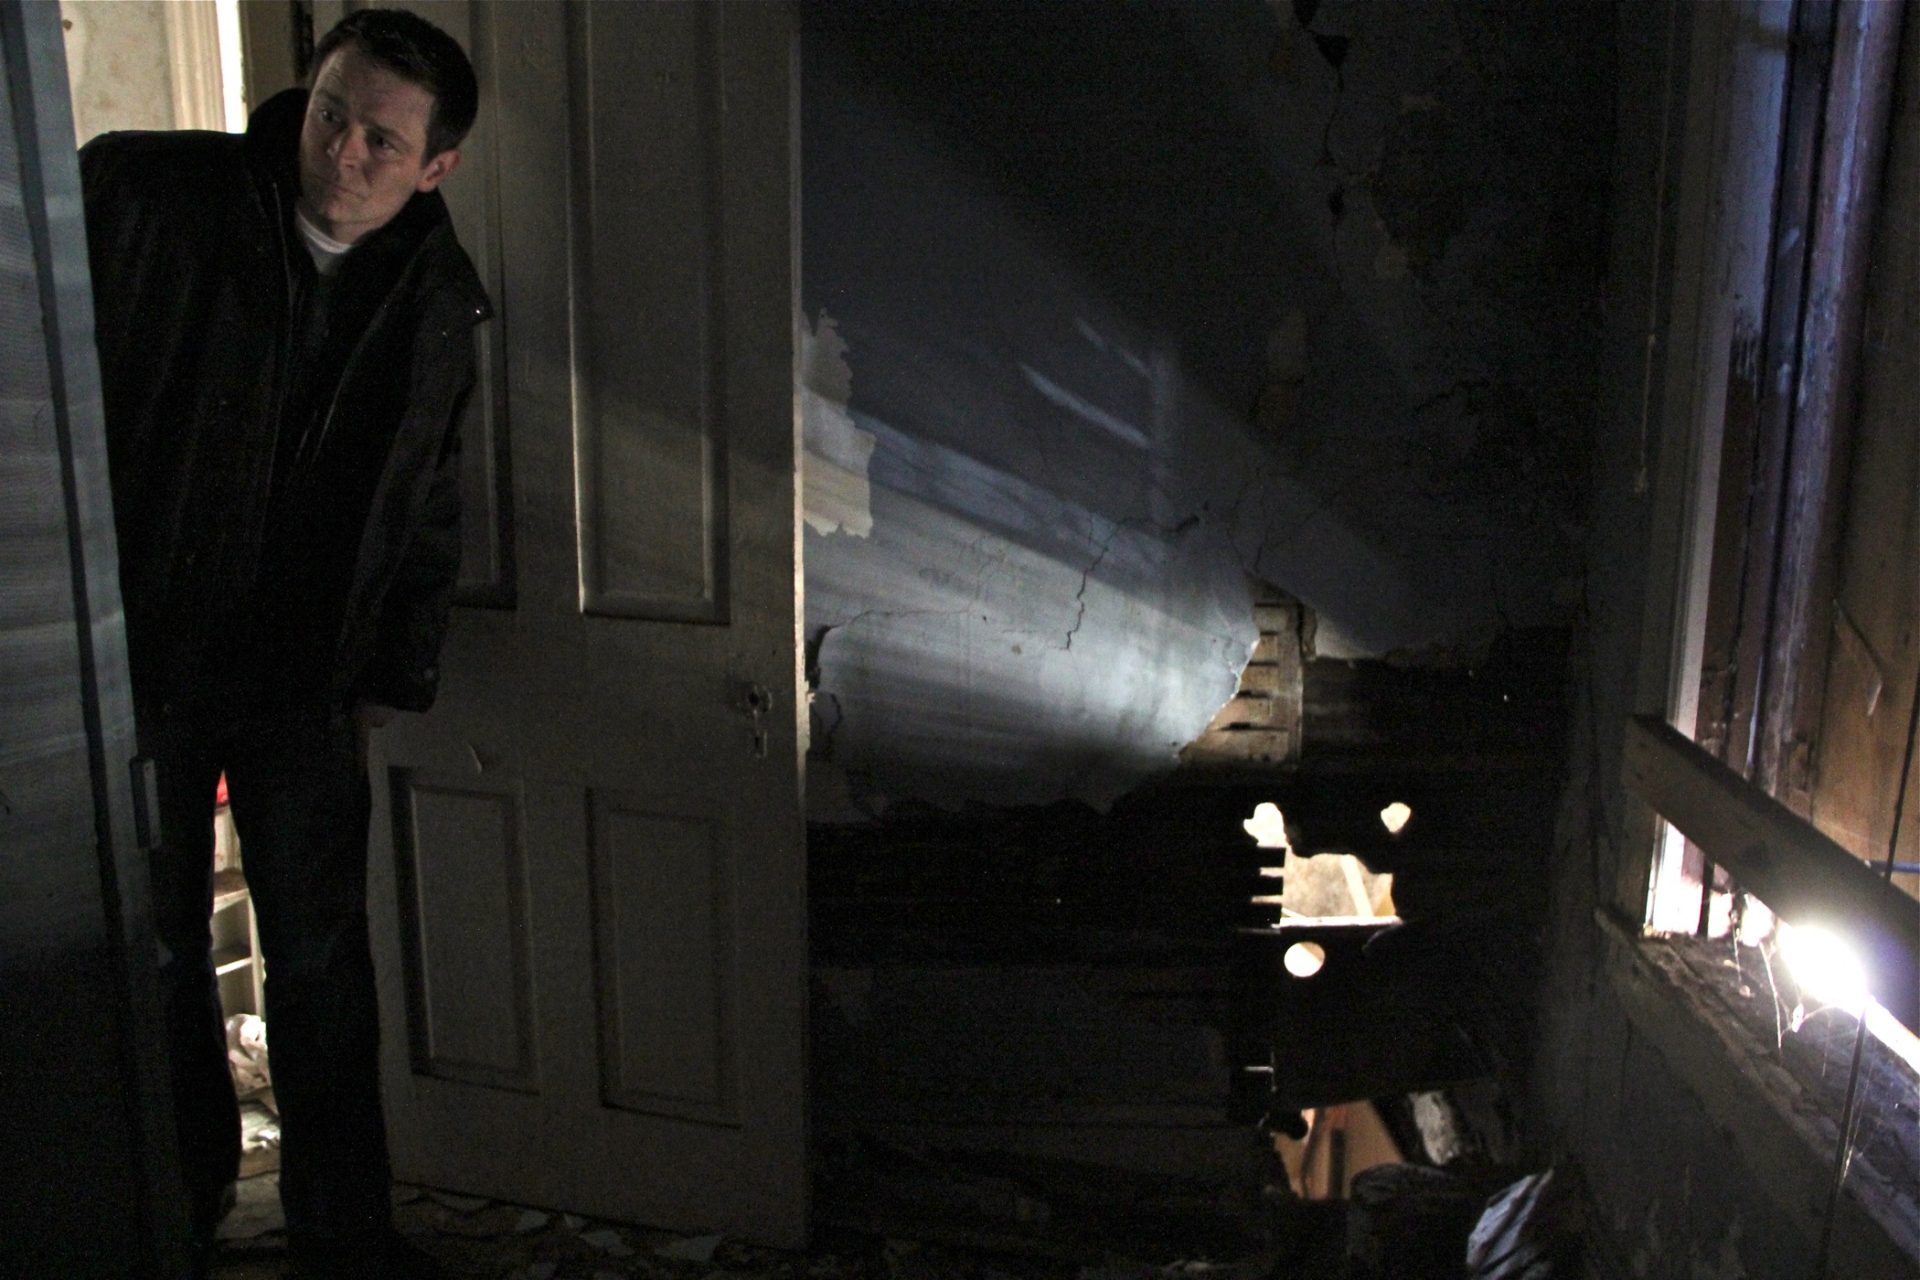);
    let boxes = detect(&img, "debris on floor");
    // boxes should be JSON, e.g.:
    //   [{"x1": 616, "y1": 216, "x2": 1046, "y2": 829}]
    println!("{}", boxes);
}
[
  {"x1": 1465, "y1": 1166, "x2": 1584, "y2": 1279},
  {"x1": 203, "y1": 1140, "x2": 1585, "y2": 1279},
  {"x1": 206, "y1": 1153, "x2": 1322, "y2": 1280},
  {"x1": 1344, "y1": 1164, "x2": 1489, "y2": 1280},
  {"x1": 213, "y1": 1176, "x2": 801, "y2": 1279},
  {"x1": 238, "y1": 1099, "x2": 279, "y2": 1179},
  {"x1": 226, "y1": 1014, "x2": 272, "y2": 1097},
  {"x1": 214, "y1": 1174, "x2": 283, "y2": 1246}
]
